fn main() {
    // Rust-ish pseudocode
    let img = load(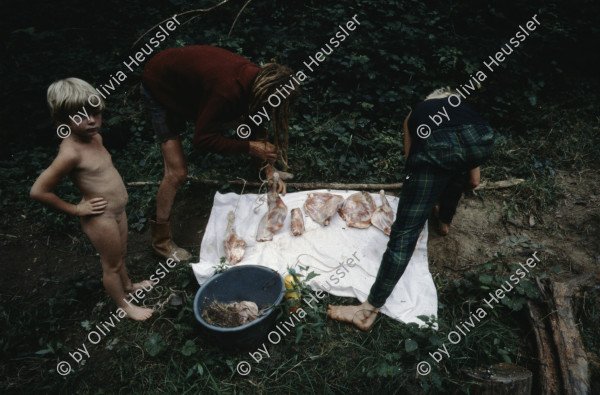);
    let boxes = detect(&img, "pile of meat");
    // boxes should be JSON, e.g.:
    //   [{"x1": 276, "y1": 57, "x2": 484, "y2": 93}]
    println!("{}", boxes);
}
[
  {"x1": 304, "y1": 189, "x2": 395, "y2": 234},
  {"x1": 222, "y1": 172, "x2": 396, "y2": 265},
  {"x1": 201, "y1": 300, "x2": 260, "y2": 327}
]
